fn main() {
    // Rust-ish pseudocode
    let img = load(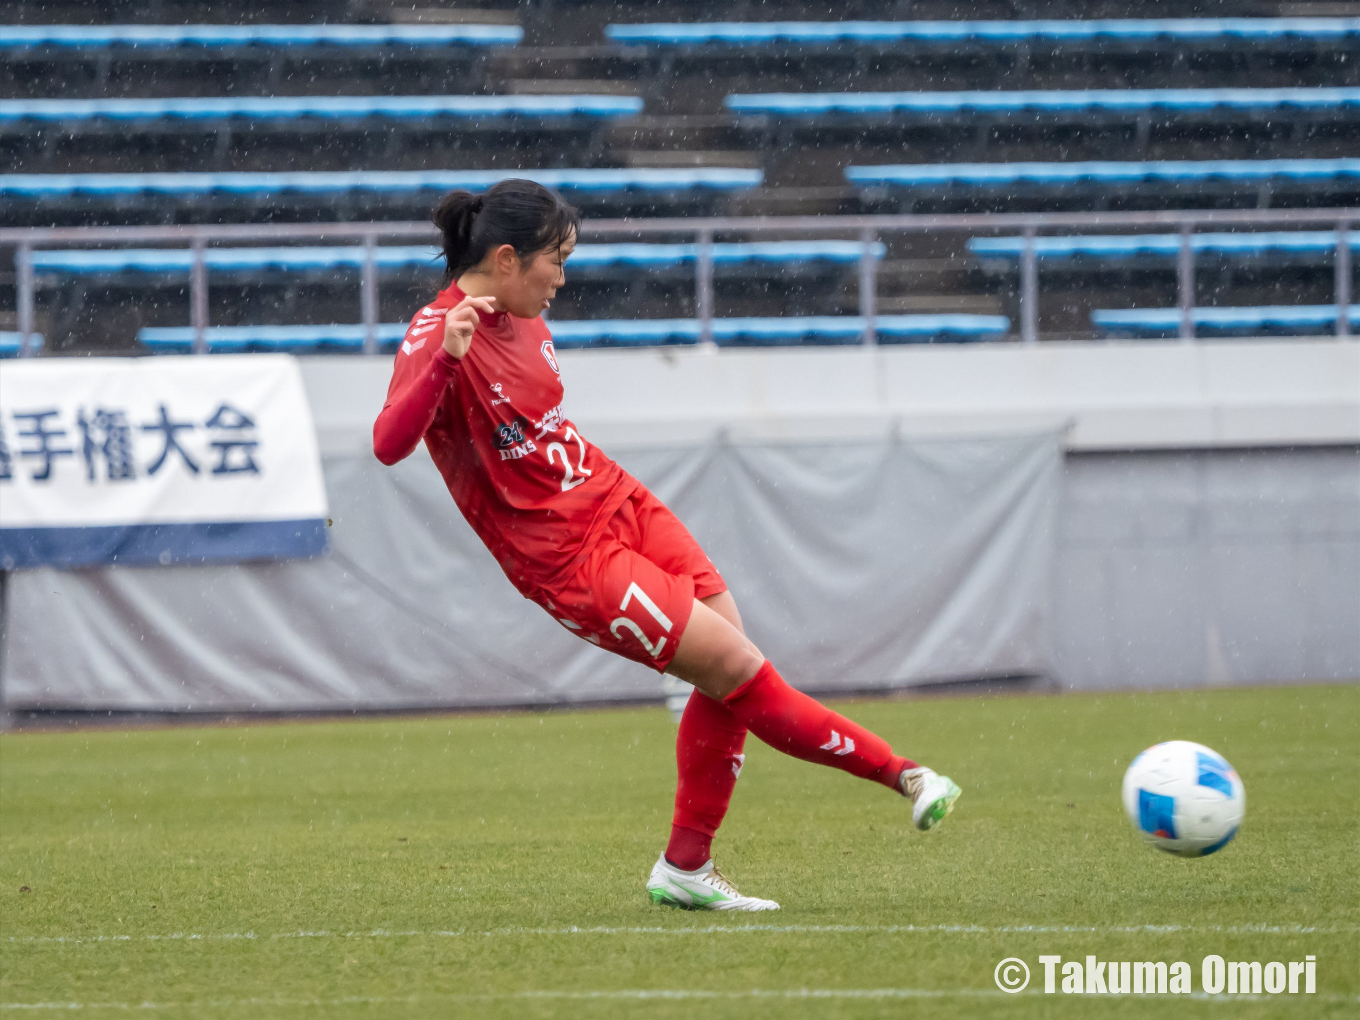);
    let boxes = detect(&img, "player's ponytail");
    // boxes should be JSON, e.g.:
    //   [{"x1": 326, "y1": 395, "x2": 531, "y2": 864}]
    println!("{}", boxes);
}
[{"x1": 433, "y1": 180, "x2": 580, "y2": 281}]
